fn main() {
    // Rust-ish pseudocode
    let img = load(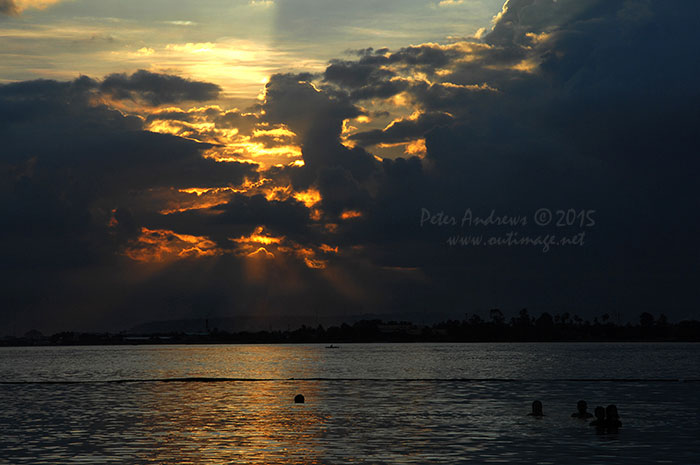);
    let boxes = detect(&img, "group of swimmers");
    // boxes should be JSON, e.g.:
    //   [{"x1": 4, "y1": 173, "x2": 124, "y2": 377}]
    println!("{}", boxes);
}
[
  {"x1": 529, "y1": 400, "x2": 622, "y2": 432},
  {"x1": 296, "y1": 393, "x2": 622, "y2": 432}
]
